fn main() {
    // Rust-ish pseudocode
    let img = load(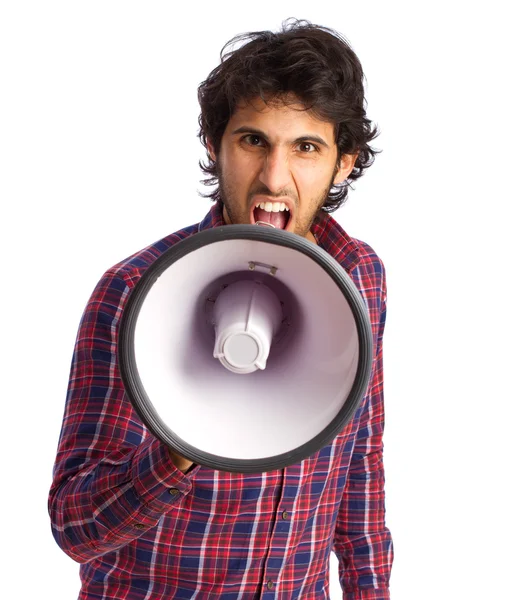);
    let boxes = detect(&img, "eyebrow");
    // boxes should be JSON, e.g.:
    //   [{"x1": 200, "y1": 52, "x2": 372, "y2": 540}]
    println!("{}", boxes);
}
[{"x1": 231, "y1": 126, "x2": 331, "y2": 150}]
